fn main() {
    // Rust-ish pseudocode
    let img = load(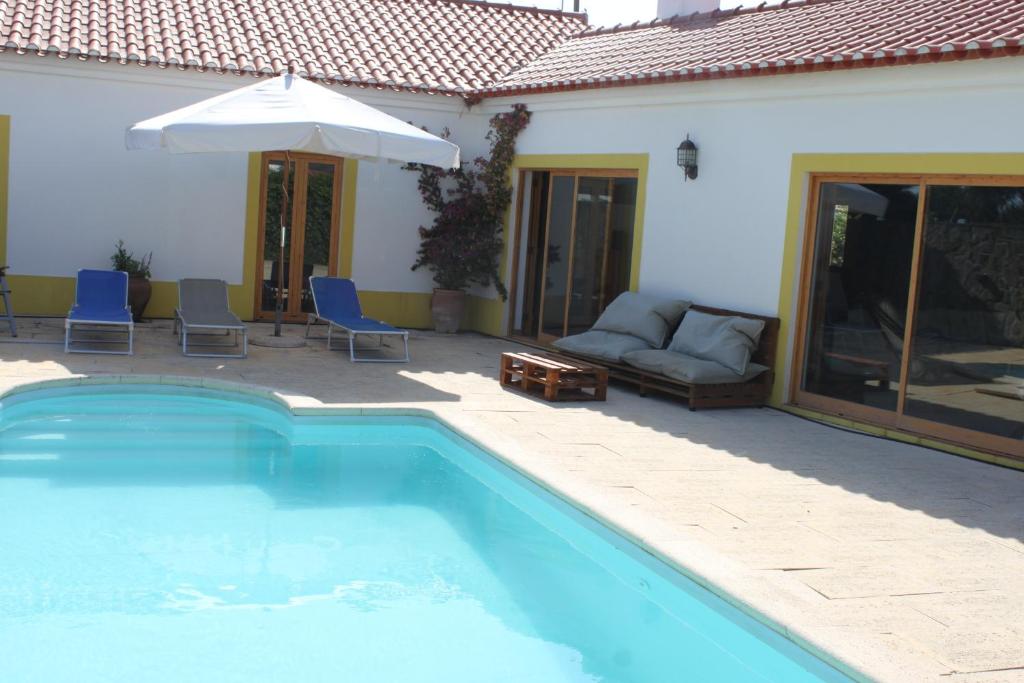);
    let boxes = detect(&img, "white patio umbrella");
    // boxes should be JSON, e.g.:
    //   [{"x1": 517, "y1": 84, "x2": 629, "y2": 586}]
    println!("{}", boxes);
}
[{"x1": 127, "y1": 73, "x2": 460, "y2": 337}]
